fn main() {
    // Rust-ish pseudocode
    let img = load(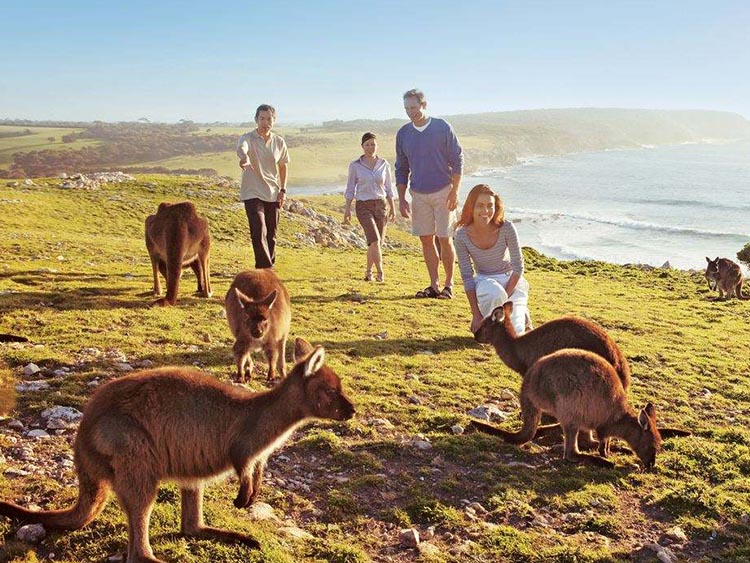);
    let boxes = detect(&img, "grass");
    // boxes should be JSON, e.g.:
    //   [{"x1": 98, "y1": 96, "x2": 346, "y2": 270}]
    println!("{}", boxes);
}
[{"x1": 1, "y1": 174, "x2": 750, "y2": 562}]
